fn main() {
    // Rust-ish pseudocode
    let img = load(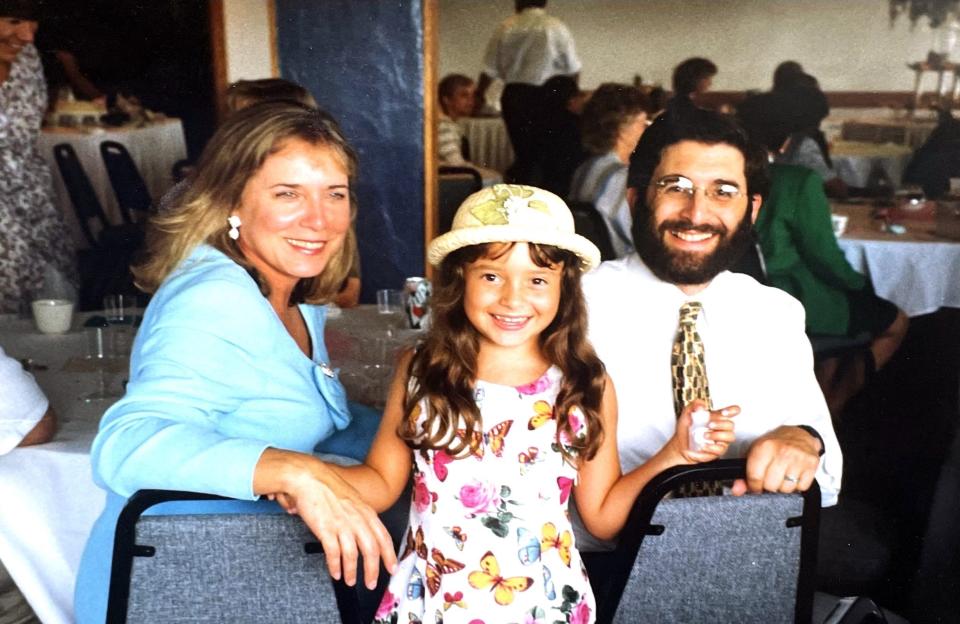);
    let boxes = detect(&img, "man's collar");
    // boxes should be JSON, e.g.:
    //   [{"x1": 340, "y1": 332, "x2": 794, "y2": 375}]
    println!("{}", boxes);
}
[{"x1": 629, "y1": 253, "x2": 727, "y2": 300}]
